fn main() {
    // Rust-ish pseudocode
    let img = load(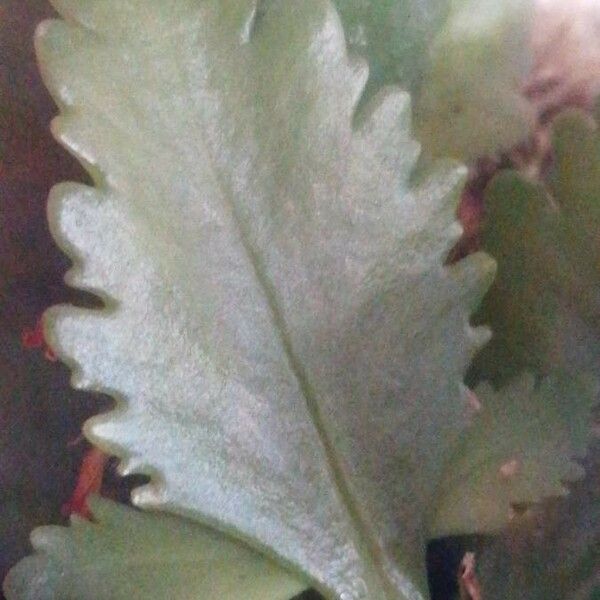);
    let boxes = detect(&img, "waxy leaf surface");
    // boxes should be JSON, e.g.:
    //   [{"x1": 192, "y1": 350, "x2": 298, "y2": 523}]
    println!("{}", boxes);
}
[{"x1": 35, "y1": 1, "x2": 494, "y2": 598}]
